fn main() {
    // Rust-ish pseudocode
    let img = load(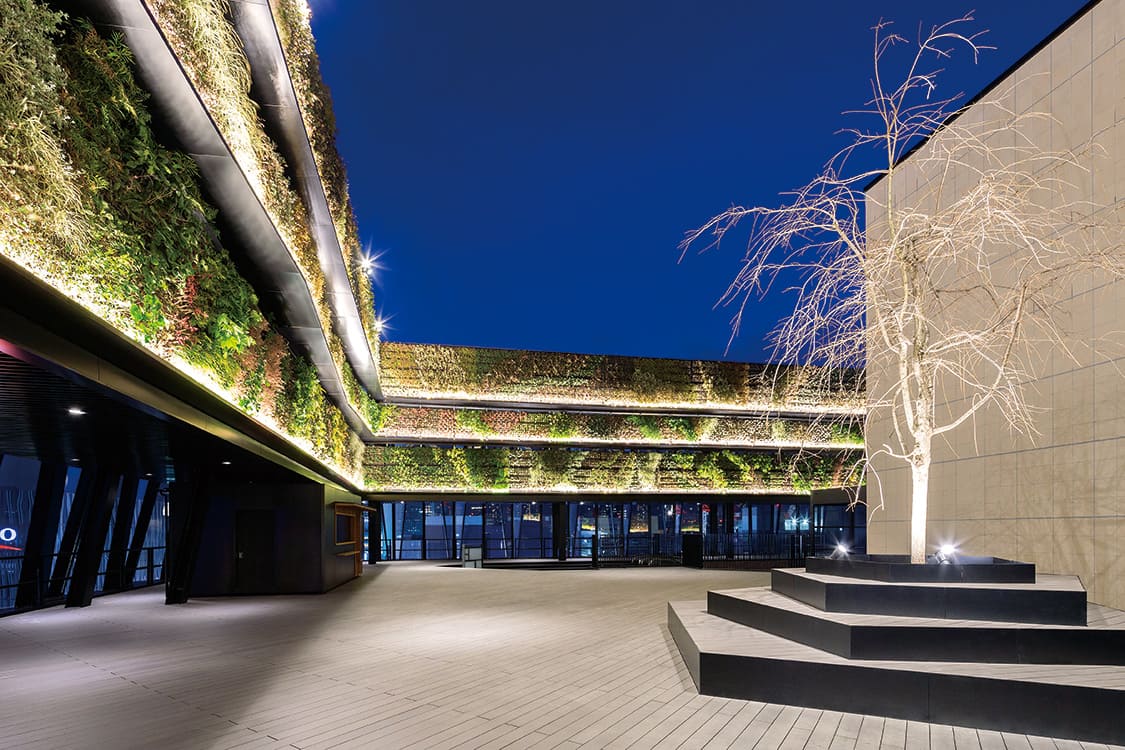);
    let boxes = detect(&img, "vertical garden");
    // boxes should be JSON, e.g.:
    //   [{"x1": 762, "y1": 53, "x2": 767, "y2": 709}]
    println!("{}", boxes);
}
[{"x1": 0, "y1": 0, "x2": 364, "y2": 478}]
